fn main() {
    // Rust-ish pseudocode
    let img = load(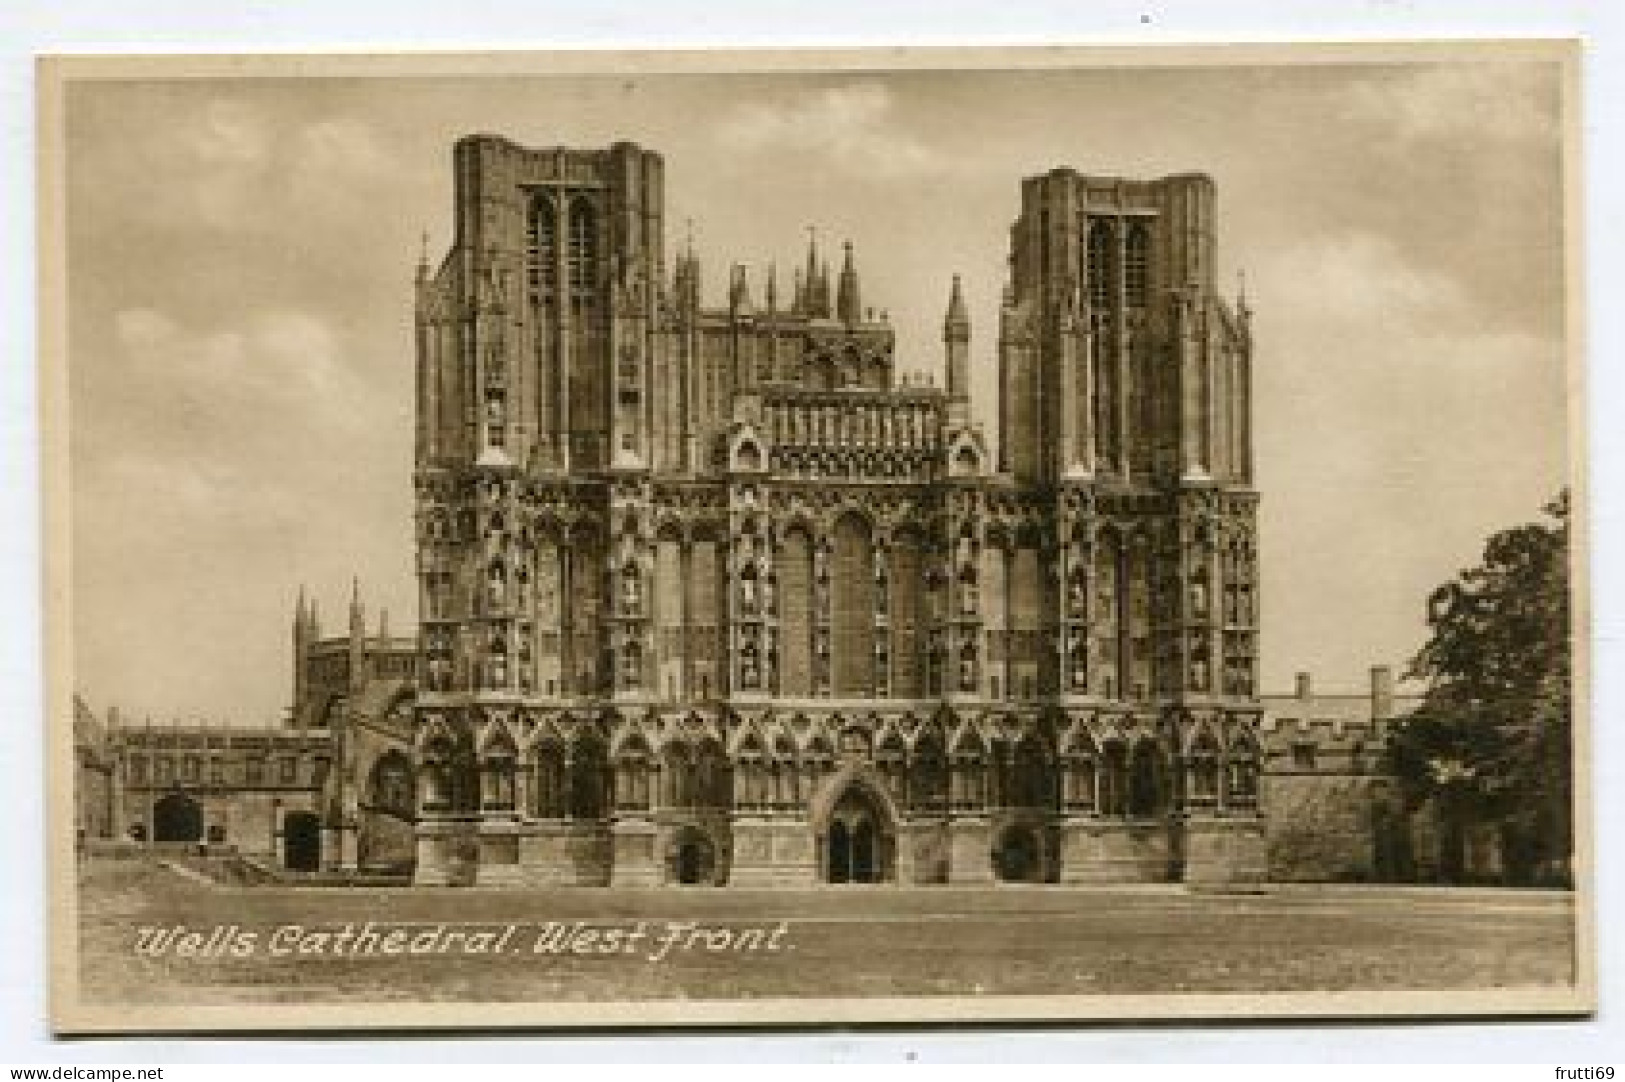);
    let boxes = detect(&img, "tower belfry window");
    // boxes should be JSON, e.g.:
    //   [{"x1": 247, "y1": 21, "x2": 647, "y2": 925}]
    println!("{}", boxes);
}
[
  {"x1": 1125, "y1": 223, "x2": 1150, "y2": 308},
  {"x1": 527, "y1": 195, "x2": 557, "y2": 301},
  {"x1": 568, "y1": 200, "x2": 597, "y2": 295},
  {"x1": 1087, "y1": 219, "x2": 1114, "y2": 308}
]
